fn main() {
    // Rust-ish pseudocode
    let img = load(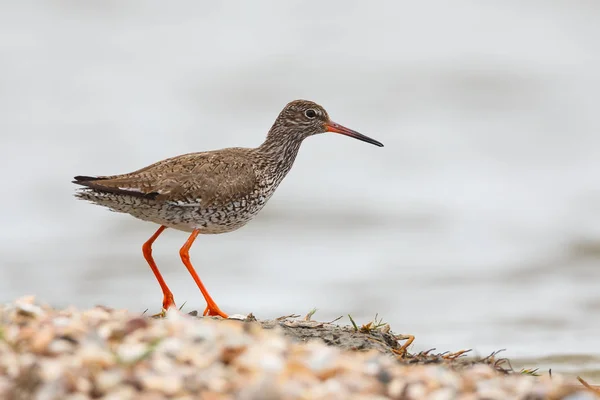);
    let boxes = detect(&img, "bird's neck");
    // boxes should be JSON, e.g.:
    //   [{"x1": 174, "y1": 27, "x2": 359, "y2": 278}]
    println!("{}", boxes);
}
[{"x1": 257, "y1": 128, "x2": 305, "y2": 180}]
